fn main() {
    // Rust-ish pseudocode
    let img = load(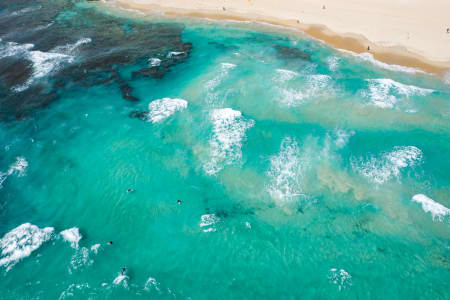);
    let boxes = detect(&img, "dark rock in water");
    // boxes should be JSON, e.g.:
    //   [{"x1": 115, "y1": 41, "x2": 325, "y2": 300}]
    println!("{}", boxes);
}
[
  {"x1": 168, "y1": 42, "x2": 192, "y2": 63},
  {"x1": 0, "y1": 85, "x2": 58, "y2": 121},
  {"x1": 0, "y1": 57, "x2": 33, "y2": 88},
  {"x1": 120, "y1": 82, "x2": 139, "y2": 102},
  {"x1": 0, "y1": 0, "x2": 194, "y2": 121},
  {"x1": 129, "y1": 111, "x2": 148, "y2": 121},
  {"x1": 276, "y1": 45, "x2": 311, "y2": 61},
  {"x1": 207, "y1": 41, "x2": 236, "y2": 51},
  {"x1": 132, "y1": 66, "x2": 164, "y2": 80},
  {"x1": 114, "y1": 70, "x2": 139, "y2": 102},
  {"x1": 132, "y1": 42, "x2": 192, "y2": 80}
]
